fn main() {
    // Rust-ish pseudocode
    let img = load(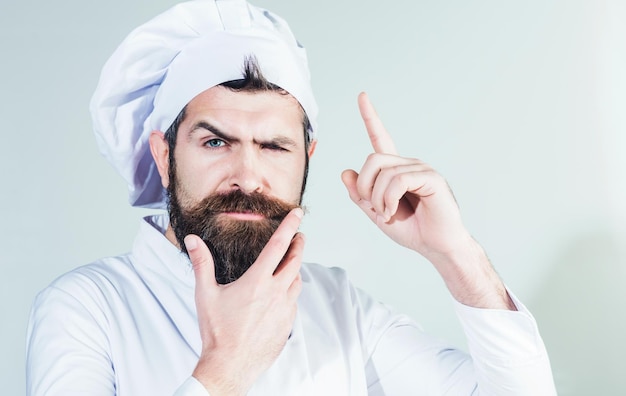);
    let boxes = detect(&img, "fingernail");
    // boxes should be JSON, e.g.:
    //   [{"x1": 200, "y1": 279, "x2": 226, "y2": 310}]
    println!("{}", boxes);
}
[
  {"x1": 297, "y1": 232, "x2": 306, "y2": 242},
  {"x1": 184, "y1": 235, "x2": 197, "y2": 251},
  {"x1": 293, "y1": 208, "x2": 304, "y2": 219}
]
